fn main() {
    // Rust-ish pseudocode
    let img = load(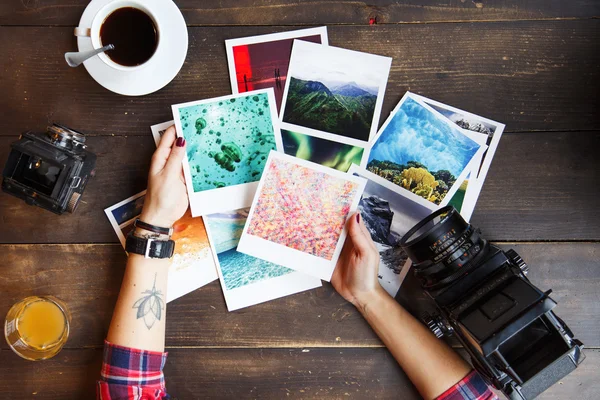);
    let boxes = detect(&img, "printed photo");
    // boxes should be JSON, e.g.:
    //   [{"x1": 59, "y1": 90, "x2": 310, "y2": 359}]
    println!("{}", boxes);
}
[
  {"x1": 348, "y1": 165, "x2": 435, "y2": 296},
  {"x1": 281, "y1": 127, "x2": 365, "y2": 172},
  {"x1": 237, "y1": 151, "x2": 366, "y2": 281},
  {"x1": 150, "y1": 120, "x2": 174, "y2": 146},
  {"x1": 204, "y1": 208, "x2": 321, "y2": 311},
  {"x1": 409, "y1": 93, "x2": 505, "y2": 221},
  {"x1": 226, "y1": 27, "x2": 328, "y2": 112},
  {"x1": 281, "y1": 40, "x2": 392, "y2": 144},
  {"x1": 104, "y1": 193, "x2": 218, "y2": 303},
  {"x1": 172, "y1": 89, "x2": 283, "y2": 216},
  {"x1": 362, "y1": 93, "x2": 487, "y2": 208}
]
